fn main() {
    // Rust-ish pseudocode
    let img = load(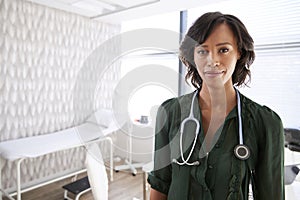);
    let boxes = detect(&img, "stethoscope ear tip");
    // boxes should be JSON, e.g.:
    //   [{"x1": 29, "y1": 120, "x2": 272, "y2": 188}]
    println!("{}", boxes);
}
[
  {"x1": 172, "y1": 158, "x2": 200, "y2": 166},
  {"x1": 193, "y1": 161, "x2": 200, "y2": 165}
]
